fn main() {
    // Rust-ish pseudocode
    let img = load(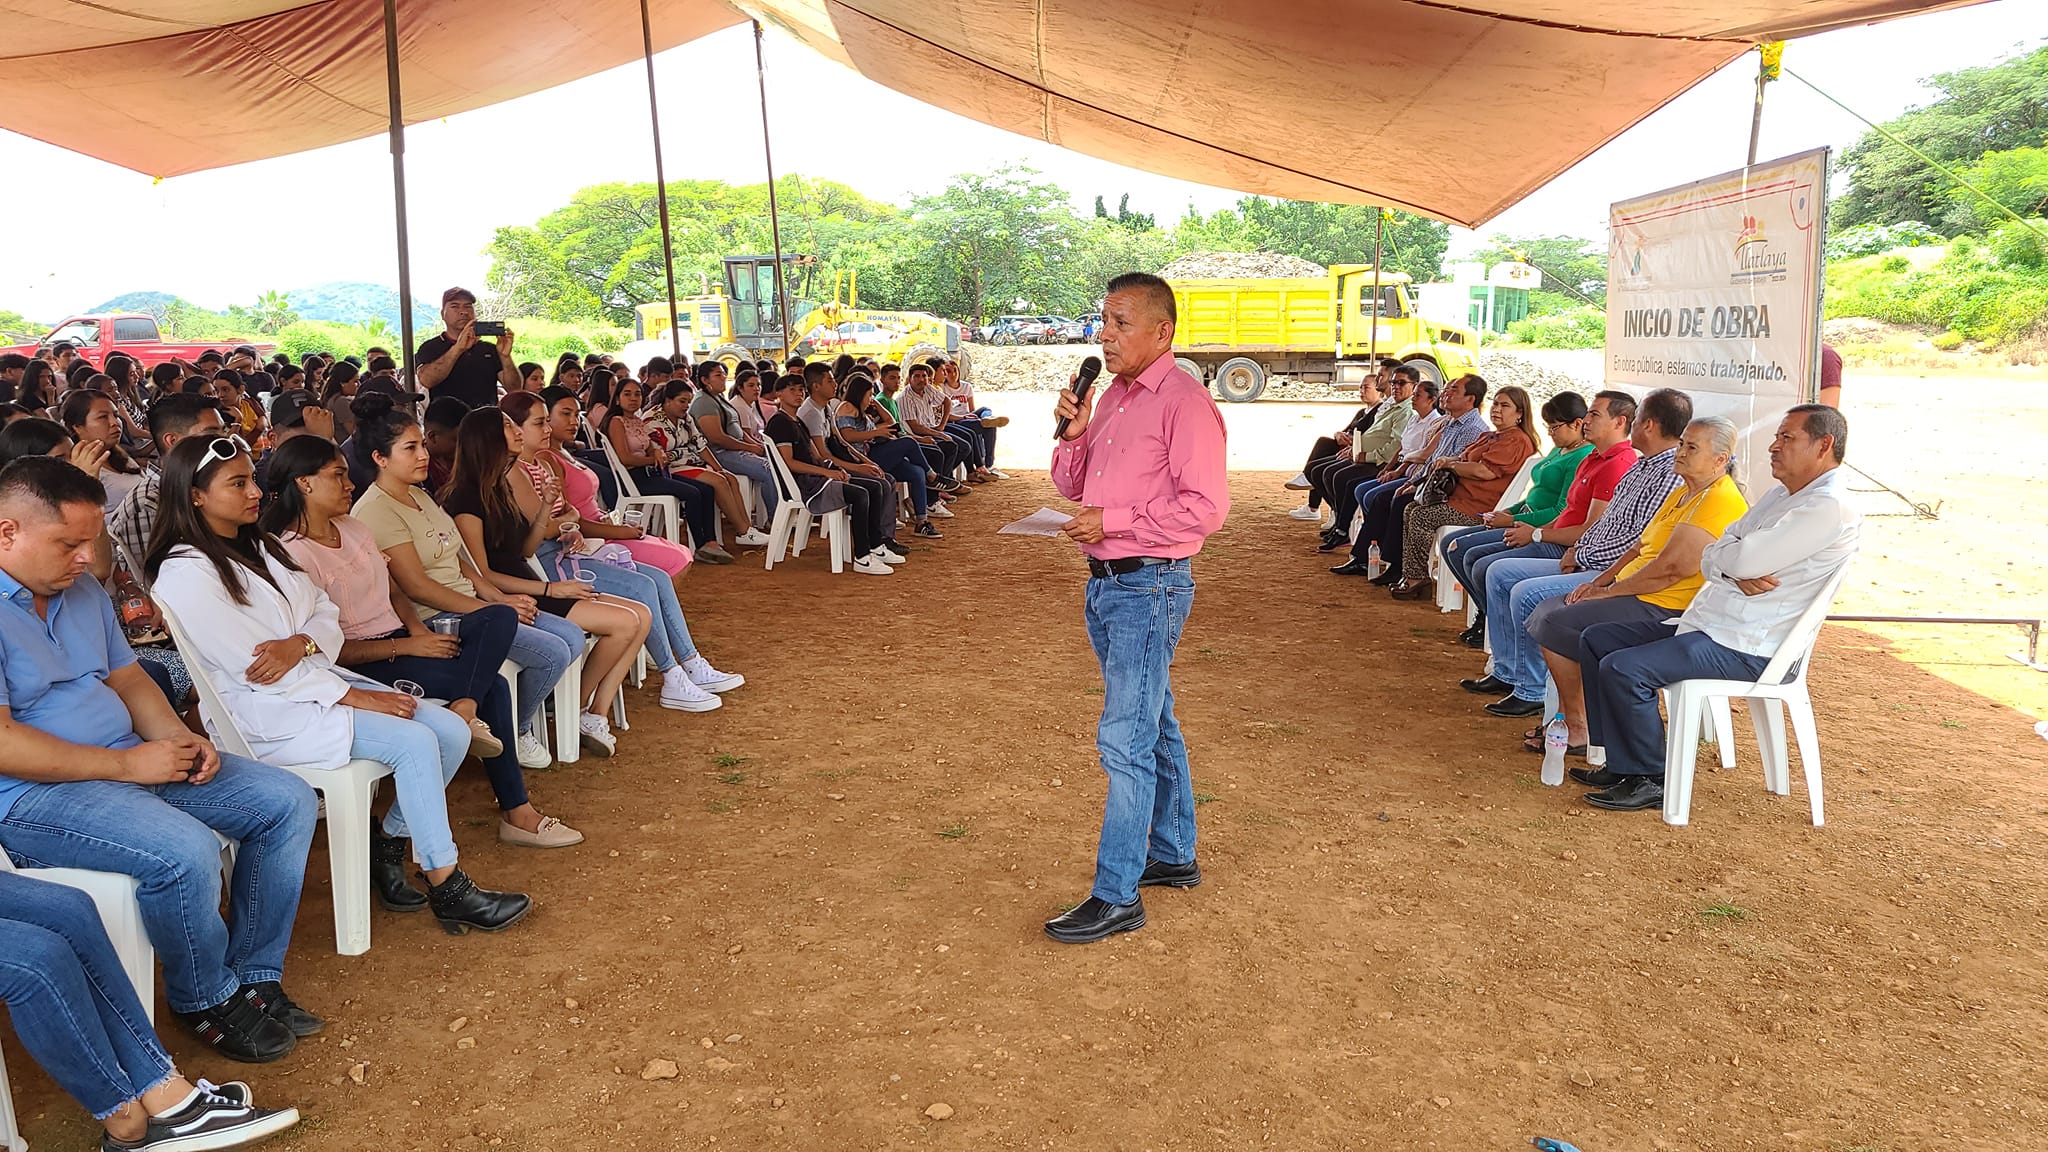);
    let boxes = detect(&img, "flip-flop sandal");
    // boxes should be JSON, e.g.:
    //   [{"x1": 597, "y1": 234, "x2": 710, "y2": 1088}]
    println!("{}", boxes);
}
[{"x1": 1523, "y1": 731, "x2": 1588, "y2": 756}]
